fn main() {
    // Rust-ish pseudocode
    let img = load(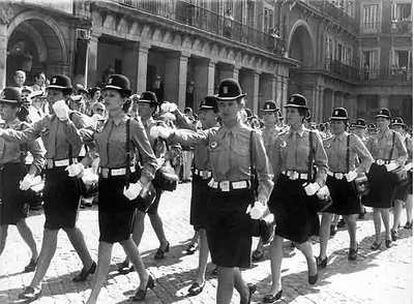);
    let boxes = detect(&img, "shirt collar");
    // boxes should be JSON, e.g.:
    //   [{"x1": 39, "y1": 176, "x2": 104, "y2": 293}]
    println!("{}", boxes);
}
[
  {"x1": 334, "y1": 131, "x2": 348, "y2": 141},
  {"x1": 111, "y1": 113, "x2": 128, "y2": 126},
  {"x1": 289, "y1": 125, "x2": 305, "y2": 137}
]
